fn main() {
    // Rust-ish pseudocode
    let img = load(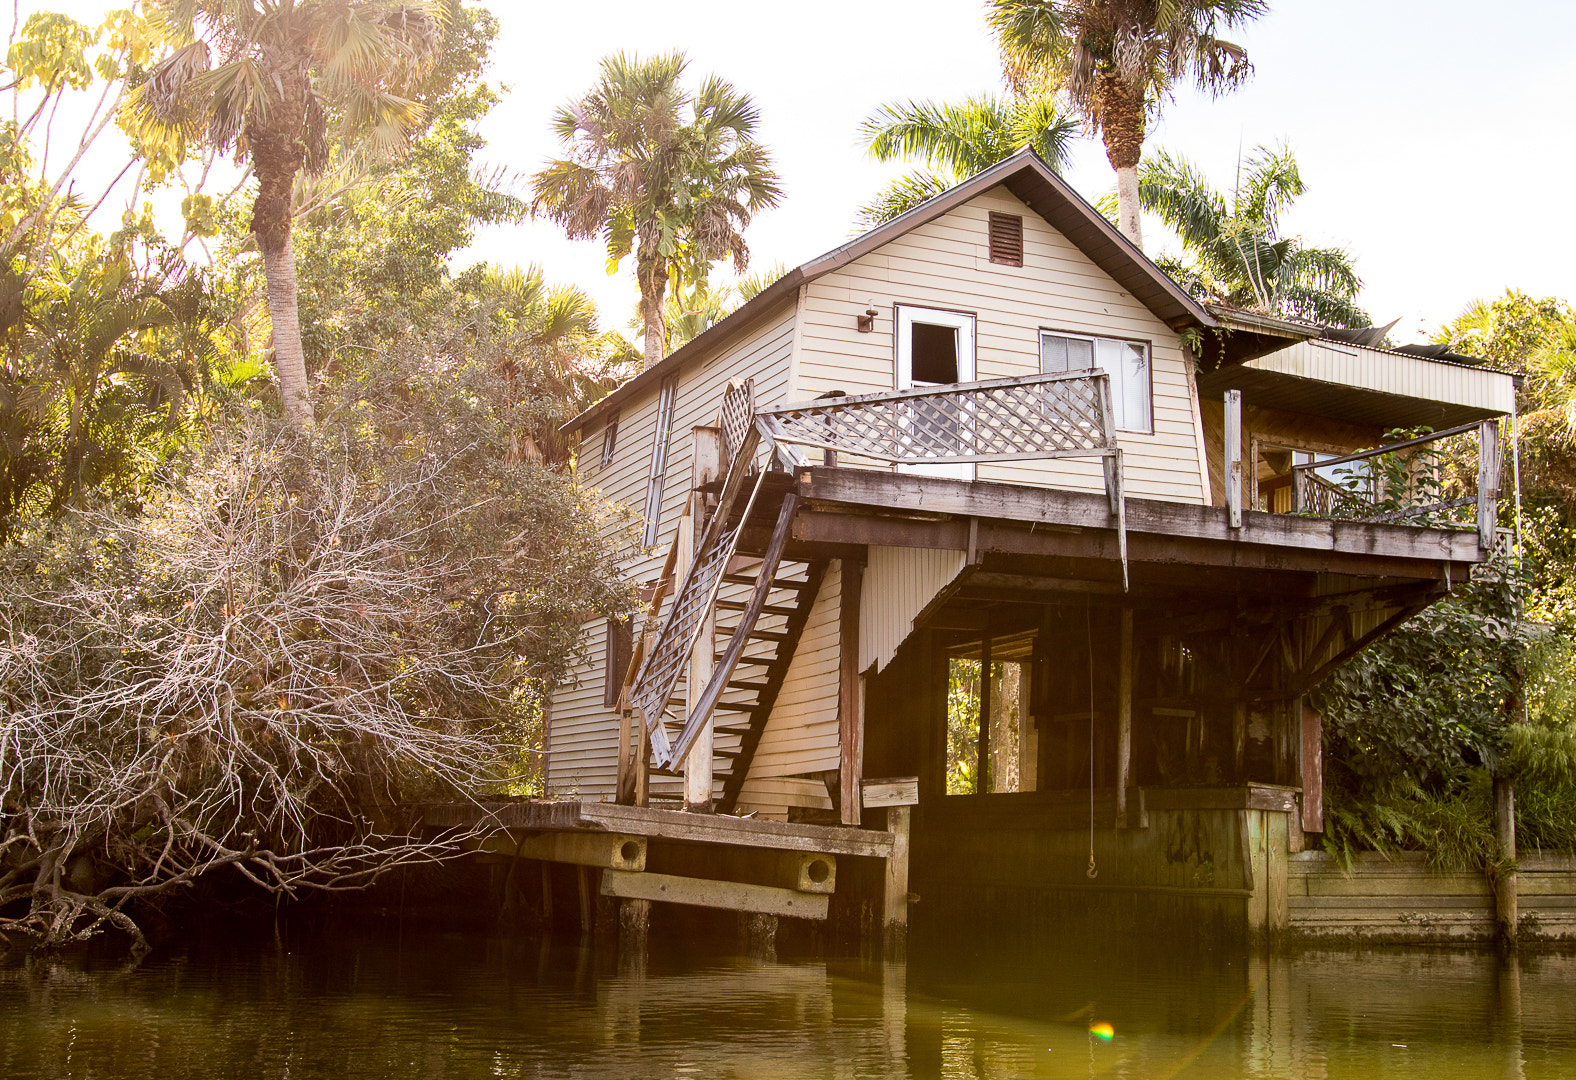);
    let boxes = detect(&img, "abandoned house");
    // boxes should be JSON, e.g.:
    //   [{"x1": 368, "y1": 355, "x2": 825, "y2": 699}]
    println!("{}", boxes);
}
[{"x1": 522, "y1": 147, "x2": 1516, "y2": 949}]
